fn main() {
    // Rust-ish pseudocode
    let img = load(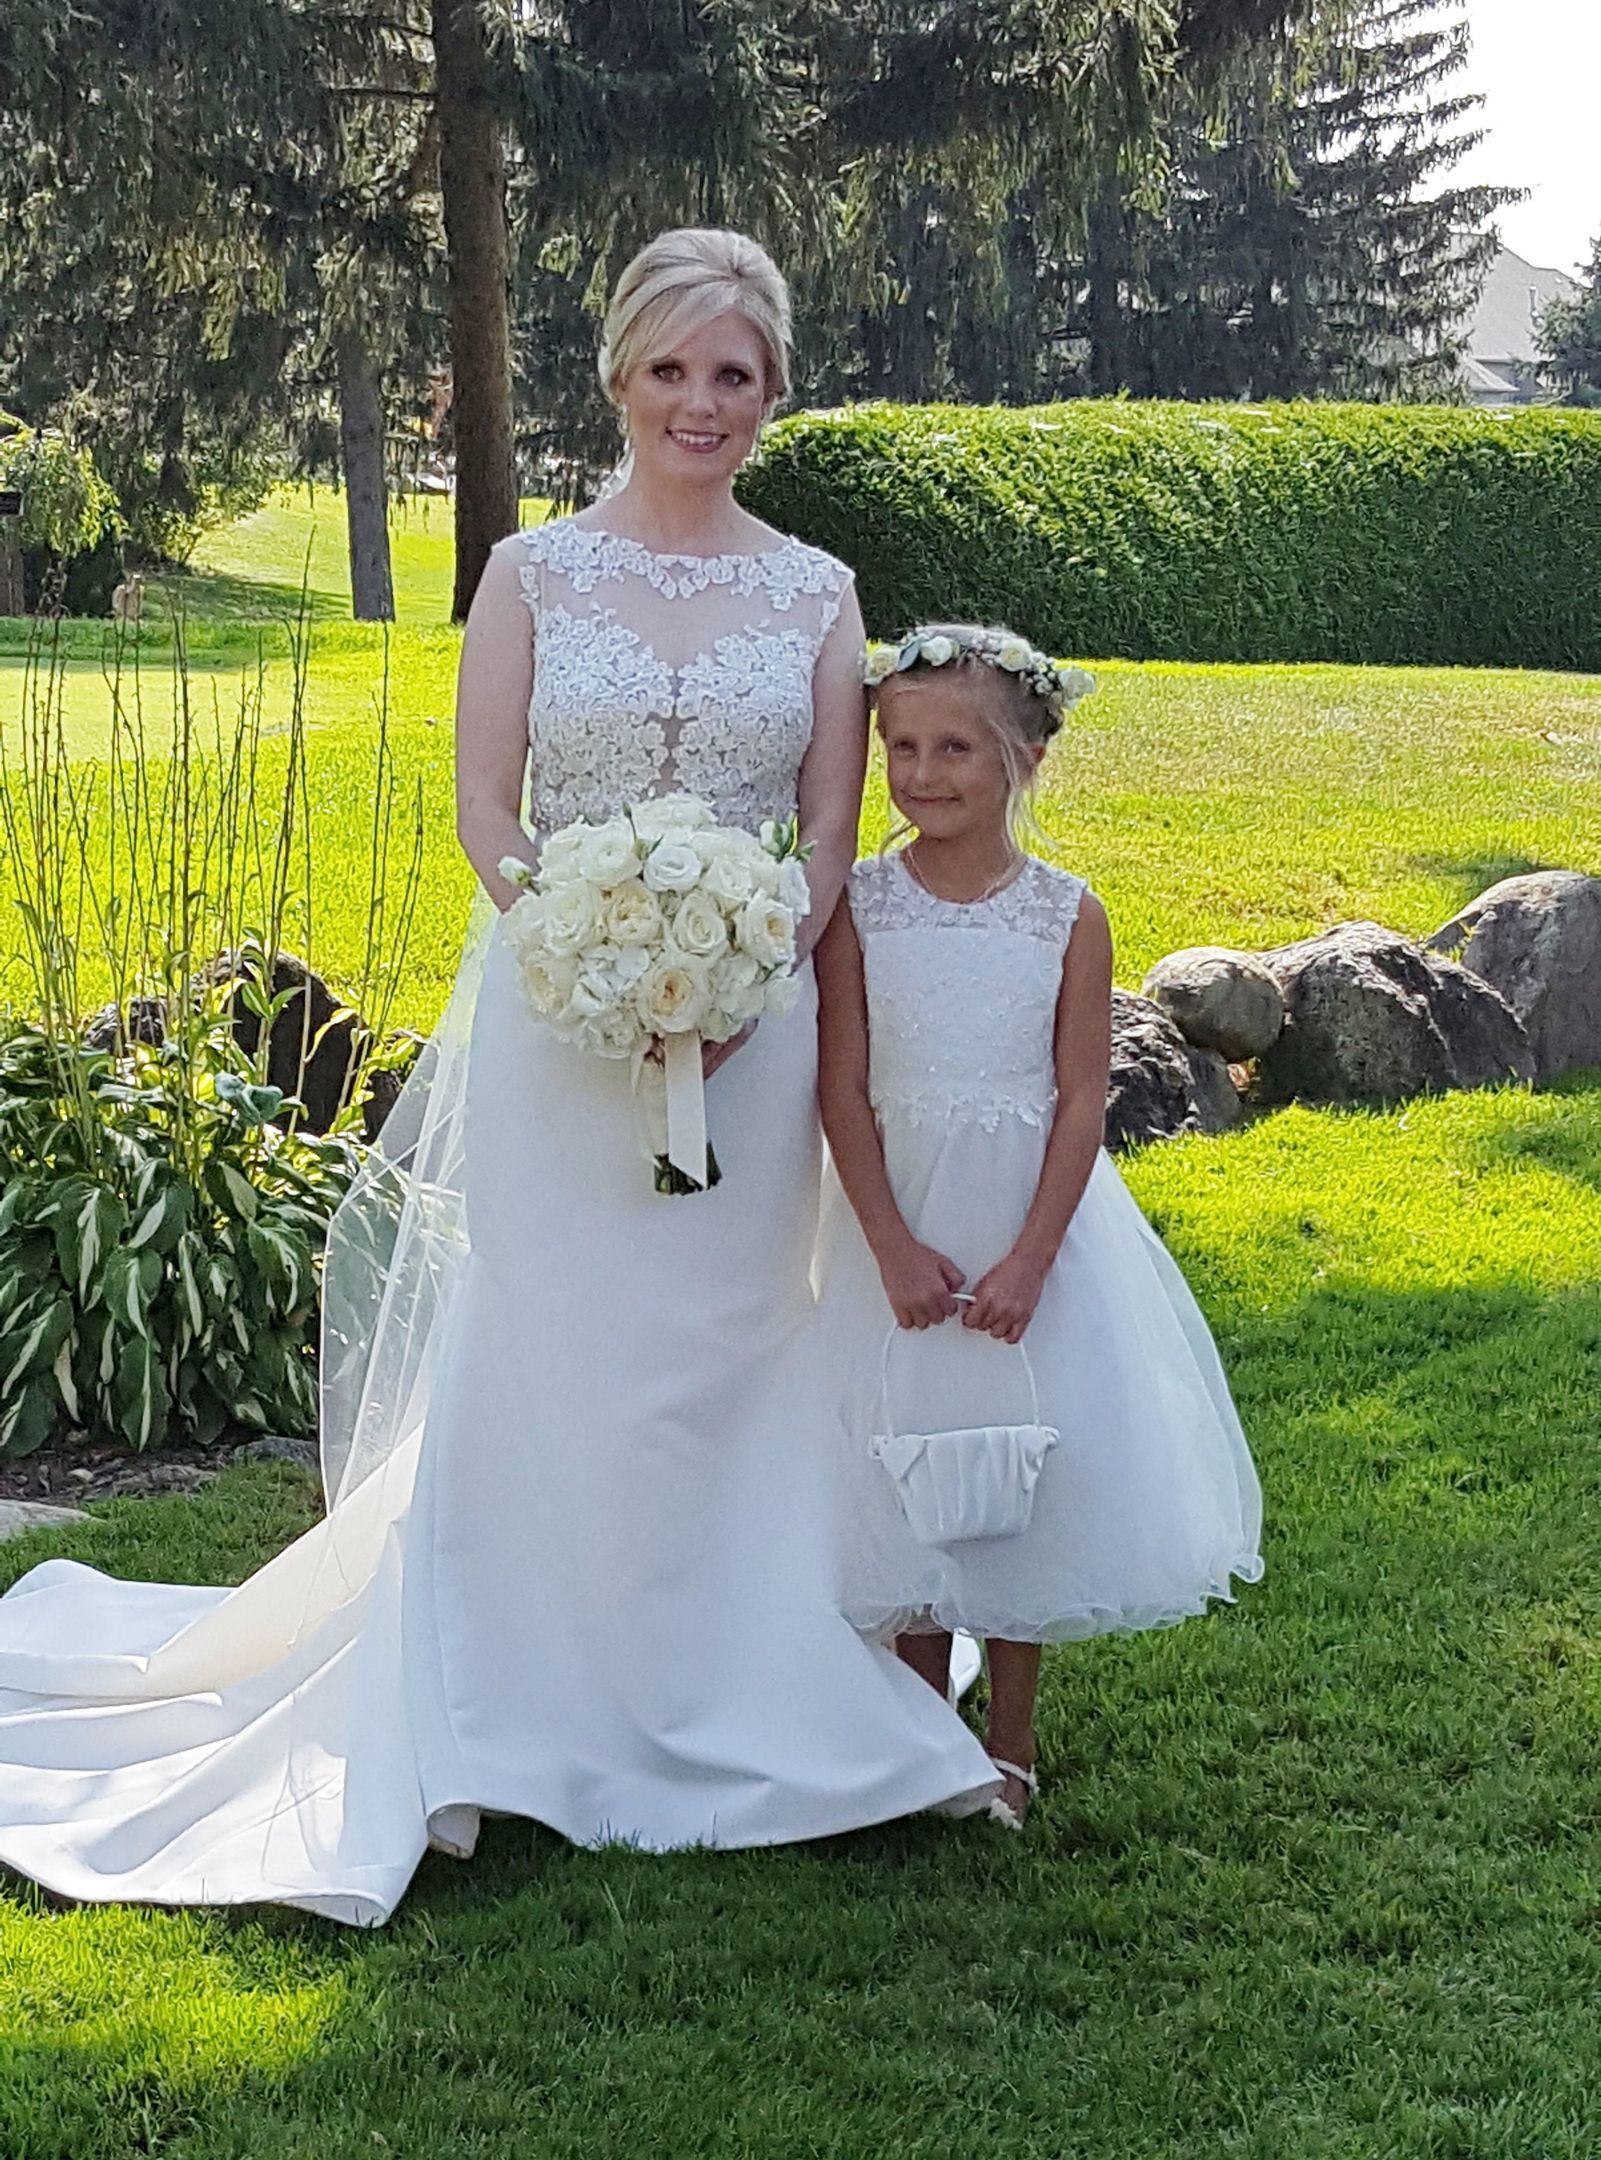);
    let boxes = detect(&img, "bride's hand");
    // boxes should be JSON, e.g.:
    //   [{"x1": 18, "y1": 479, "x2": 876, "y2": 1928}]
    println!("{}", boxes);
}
[{"x1": 703, "y1": 1022, "x2": 757, "y2": 1078}]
